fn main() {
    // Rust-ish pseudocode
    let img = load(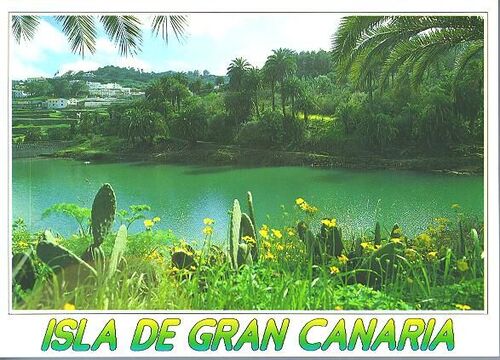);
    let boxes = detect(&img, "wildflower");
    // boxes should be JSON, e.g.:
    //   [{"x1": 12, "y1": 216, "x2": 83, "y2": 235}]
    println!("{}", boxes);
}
[
  {"x1": 295, "y1": 197, "x2": 305, "y2": 205},
  {"x1": 203, "y1": 218, "x2": 215, "y2": 225},
  {"x1": 337, "y1": 254, "x2": 349, "y2": 265},
  {"x1": 286, "y1": 227, "x2": 296, "y2": 236},
  {"x1": 404, "y1": 249, "x2": 418, "y2": 262},
  {"x1": 242, "y1": 236, "x2": 256, "y2": 246},
  {"x1": 144, "y1": 219, "x2": 154, "y2": 229},
  {"x1": 451, "y1": 204, "x2": 461, "y2": 210},
  {"x1": 360, "y1": 242, "x2": 372, "y2": 249},
  {"x1": 263, "y1": 241, "x2": 271, "y2": 249},
  {"x1": 152, "y1": 216, "x2": 161, "y2": 223},
  {"x1": 329, "y1": 266, "x2": 340, "y2": 275},
  {"x1": 334, "y1": 305, "x2": 343, "y2": 310},
  {"x1": 457, "y1": 259, "x2": 469, "y2": 272},
  {"x1": 391, "y1": 237, "x2": 402, "y2": 244},
  {"x1": 271, "y1": 229, "x2": 283, "y2": 239},
  {"x1": 259, "y1": 225, "x2": 270, "y2": 239},
  {"x1": 276, "y1": 244, "x2": 285, "y2": 252},
  {"x1": 17, "y1": 241, "x2": 29, "y2": 250},
  {"x1": 415, "y1": 233, "x2": 432, "y2": 248},
  {"x1": 455, "y1": 304, "x2": 471, "y2": 310},
  {"x1": 63, "y1": 303, "x2": 76, "y2": 311},
  {"x1": 426, "y1": 251, "x2": 438, "y2": 262},
  {"x1": 202, "y1": 226, "x2": 213, "y2": 236},
  {"x1": 264, "y1": 251, "x2": 276, "y2": 261},
  {"x1": 321, "y1": 218, "x2": 337, "y2": 228}
]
